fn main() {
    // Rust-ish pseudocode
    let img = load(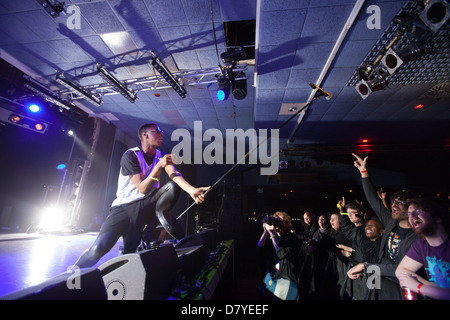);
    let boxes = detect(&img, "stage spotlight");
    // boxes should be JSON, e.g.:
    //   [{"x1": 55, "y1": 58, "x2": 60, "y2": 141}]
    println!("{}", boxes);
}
[
  {"x1": 97, "y1": 64, "x2": 137, "y2": 103},
  {"x1": 381, "y1": 47, "x2": 426, "y2": 74},
  {"x1": 28, "y1": 104, "x2": 40, "y2": 113},
  {"x1": 56, "y1": 73, "x2": 103, "y2": 107},
  {"x1": 151, "y1": 52, "x2": 187, "y2": 99},
  {"x1": 9, "y1": 114, "x2": 23, "y2": 124},
  {"x1": 34, "y1": 123, "x2": 45, "y2": 131},
  {"x1": 419, "y1": 0, "x2": 450, "y2": 32},
  {"x1": 24, "y1": 75, "x2": 75, "y2": 111},
  {"x1": 1, "y1": 108, "x2": 48, "y2": 133},
  {"x1": 216, "y1": 75, "x2": 231, "y2": 101},
  {"x1": 220, "y1": 47, "x2": 246, "y2": 64},
  {"x1": 357, "y1": 64, "x2": 375, "y2": 81},
  {"x1": 36, "y1": 0, "x2": 65, "y2": 18},
  {"x1": 61, "y1": 122, "x2": 76, "y2": 136},
  {"x1": 231, "y1": 71, "x2": 247, "y2": 100},
  {"x1": 57, "y1": 164, "x2": 66, "y2": 170},
  {"x1": 37, "y1": 206, "x2": 64, "y2": 232},
  {"x1": 355, "y1": 78, "x2": 389, "y2": 99}
]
